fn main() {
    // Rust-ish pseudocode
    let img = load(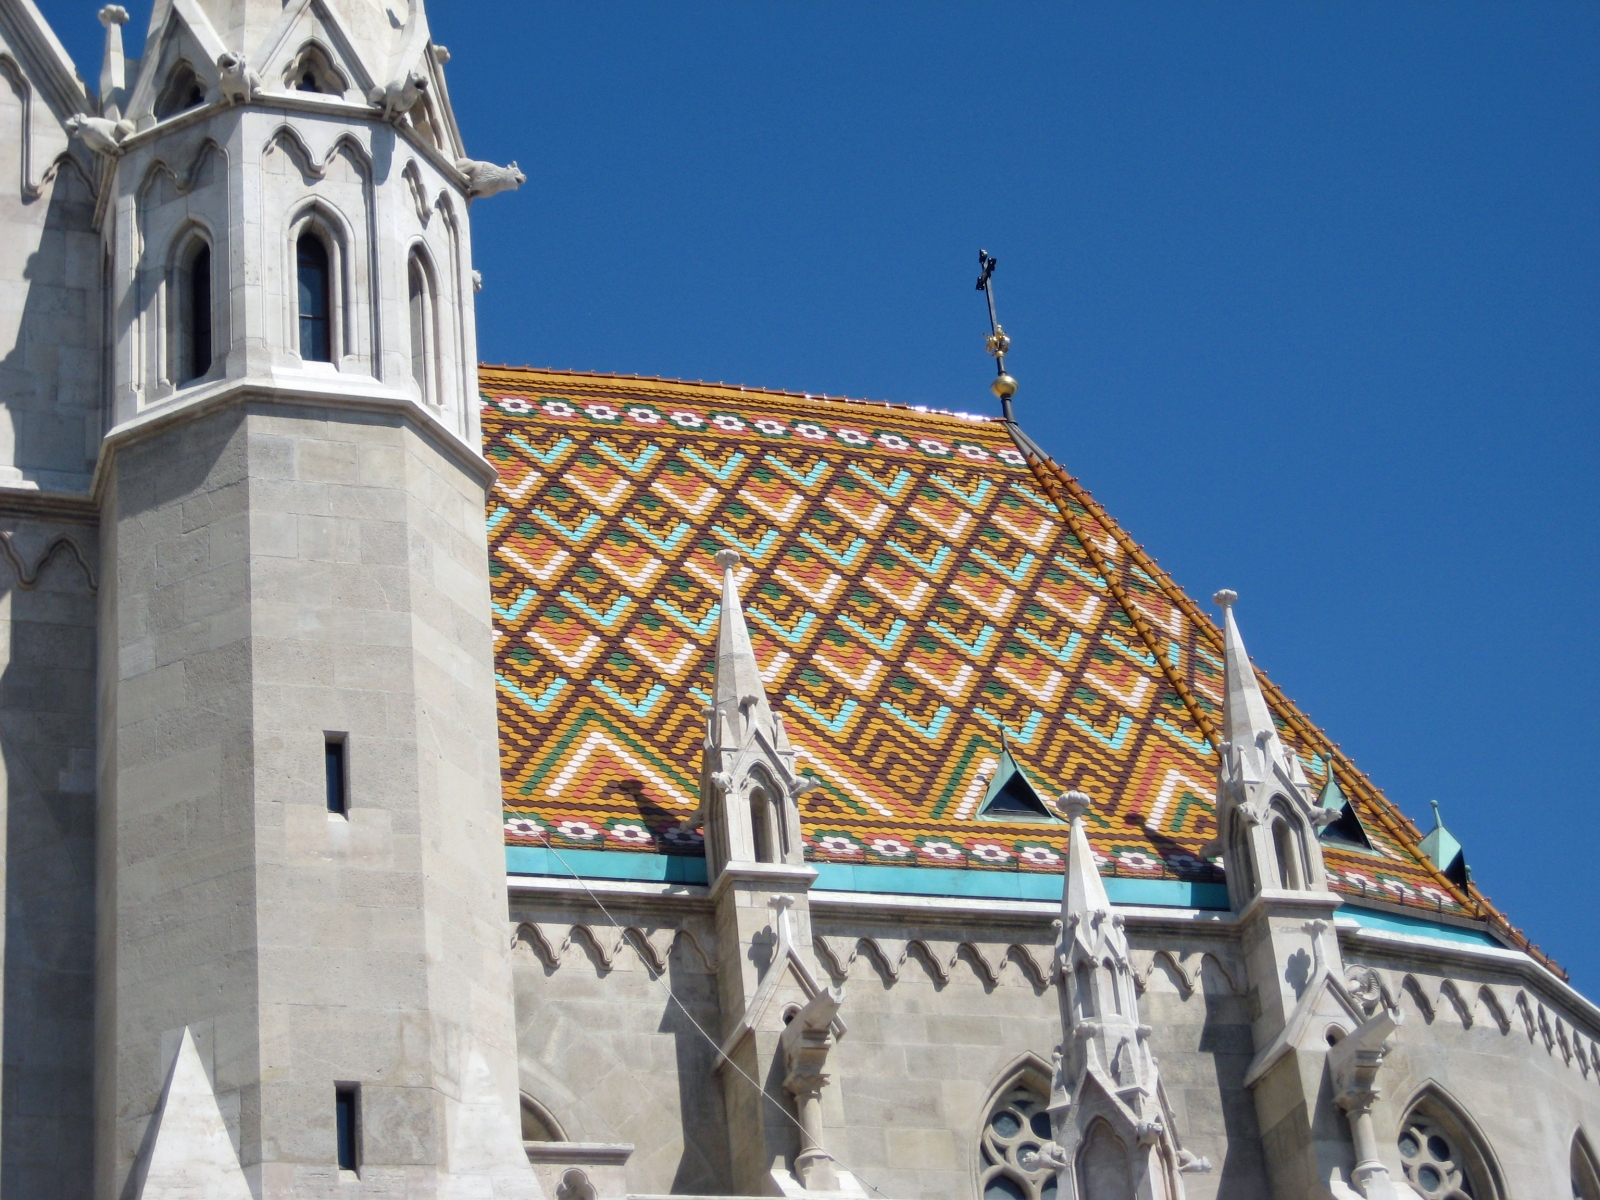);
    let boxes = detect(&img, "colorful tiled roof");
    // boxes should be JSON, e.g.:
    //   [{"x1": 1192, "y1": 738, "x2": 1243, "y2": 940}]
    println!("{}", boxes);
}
[{"x1": 481, "y1": 366, "x2": 1545, "y2": 966}]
